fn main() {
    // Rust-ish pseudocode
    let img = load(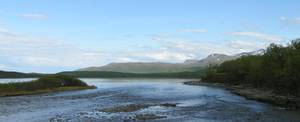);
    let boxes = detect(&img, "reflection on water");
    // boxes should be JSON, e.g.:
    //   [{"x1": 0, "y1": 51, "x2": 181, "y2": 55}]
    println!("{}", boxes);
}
[{"x1": 0, "y1": 78, "x2": 299, "y2": 122}]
